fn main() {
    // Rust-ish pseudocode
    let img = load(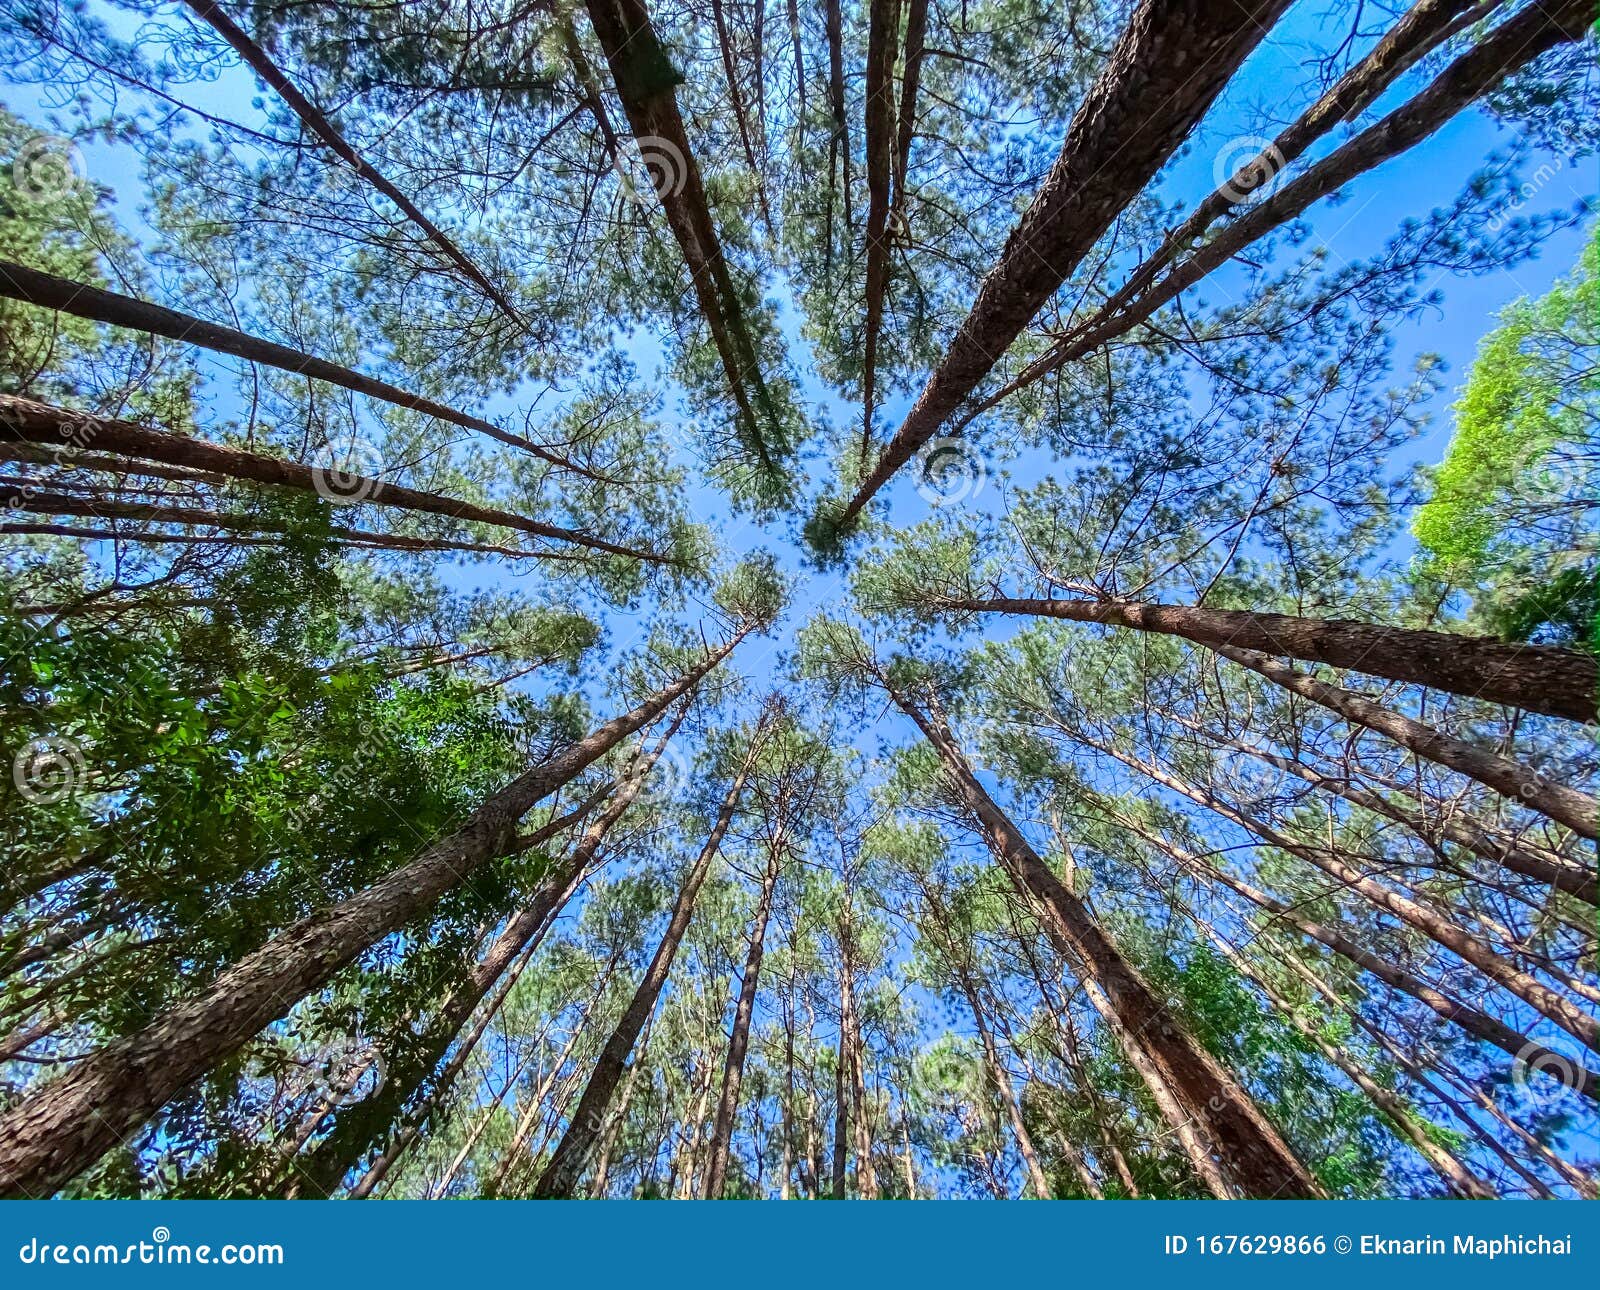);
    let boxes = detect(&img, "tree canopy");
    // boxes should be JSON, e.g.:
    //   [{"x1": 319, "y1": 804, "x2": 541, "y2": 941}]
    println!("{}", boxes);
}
[{"x1": 0, "y1": 0, "x2": 1595, "y2": 1200}]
